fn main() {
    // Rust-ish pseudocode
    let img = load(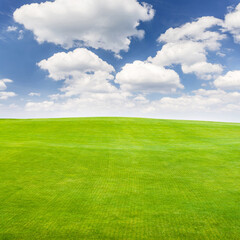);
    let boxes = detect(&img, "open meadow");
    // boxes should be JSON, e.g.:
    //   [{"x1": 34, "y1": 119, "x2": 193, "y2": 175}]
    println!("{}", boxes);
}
[{"x1": 0, "y1": 118, "x2": 239, "y2": 239}]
